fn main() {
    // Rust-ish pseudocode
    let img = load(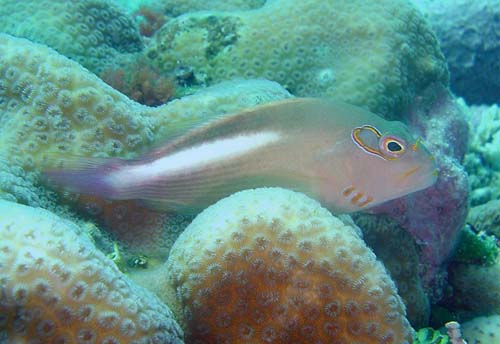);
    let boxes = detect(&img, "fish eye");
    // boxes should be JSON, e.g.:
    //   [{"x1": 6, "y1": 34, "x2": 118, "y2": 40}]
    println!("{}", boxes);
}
[
  {"x1": 387, "y1": 141, "x2": 403, "y2": 152},
  {"x1": 379, "y1": 136, "x2": 406, "y2": 159}
]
